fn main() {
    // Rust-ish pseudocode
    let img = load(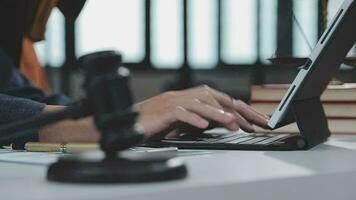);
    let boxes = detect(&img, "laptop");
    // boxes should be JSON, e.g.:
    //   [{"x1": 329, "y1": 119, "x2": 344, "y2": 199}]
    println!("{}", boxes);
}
[{"x1": 143, "y1": 0, "x2": 356, "y2": 151}]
